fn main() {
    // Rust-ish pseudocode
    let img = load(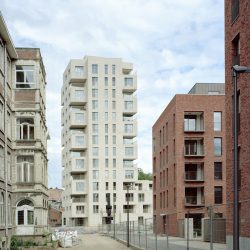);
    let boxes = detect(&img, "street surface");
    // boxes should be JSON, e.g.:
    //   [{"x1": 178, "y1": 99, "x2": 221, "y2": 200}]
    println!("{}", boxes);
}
[{"x1": 58, "y1": 233, "x2": 130, "y2": 250}]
